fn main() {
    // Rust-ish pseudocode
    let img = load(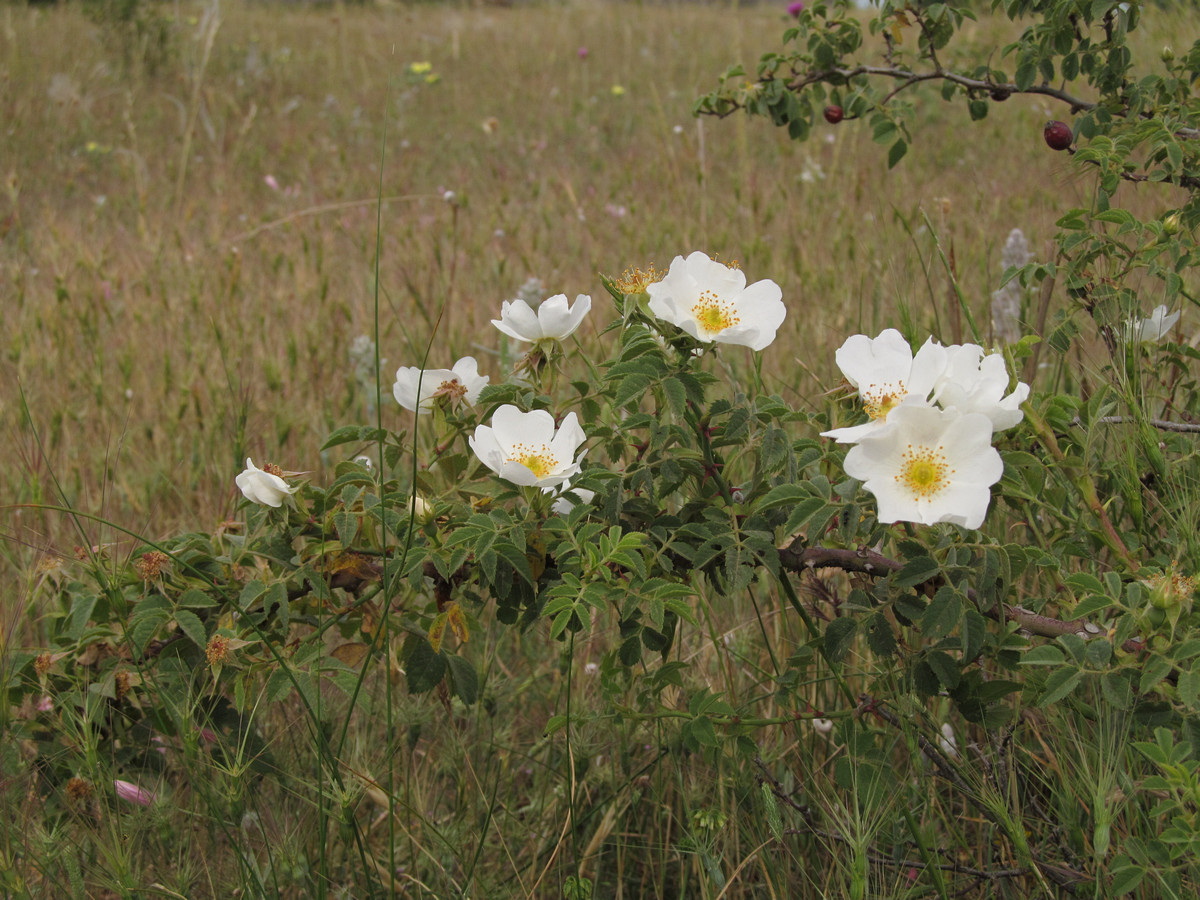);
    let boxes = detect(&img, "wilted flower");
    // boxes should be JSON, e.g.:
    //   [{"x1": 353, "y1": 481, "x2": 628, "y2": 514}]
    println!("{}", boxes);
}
[
  {"x1": 931, "y1": 344, "x2": 1029, "y2": 431},
  {"x1": 492, "y1": 294, "x2": 591, "y2": 344},
  {"x1": 392, "y1": 356, "x2": 488, "y2": 414},
  {"x1": 843, "y1": 404, "x2": 1003, "y2": 529},
  {"x1": 822, "y1": 329, "x2": 947, "y2": 443},
  {"x1": 645, "y1": 251, "x2": 786, "y2": 351},
  {"x1": 469, "y1": 405, "x2": 586, "y2": 489},
  {"x1": 114, "y1": 779, "x2": 155, "y2": 808},
  {"x1": 939, "y1": 723, "x2": 959, "y2": 758},
  {"x1": 1125, "y1": 304, "x2": 1181, "y2": 343},
  {"x1": 235, "y1": 459, "x2": 296, "y2": 508}
]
